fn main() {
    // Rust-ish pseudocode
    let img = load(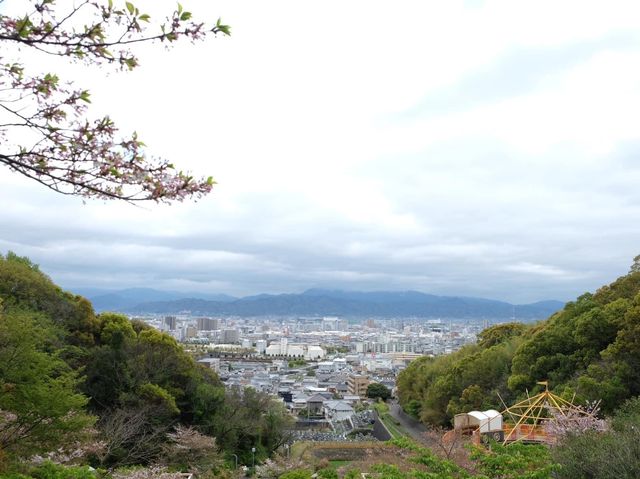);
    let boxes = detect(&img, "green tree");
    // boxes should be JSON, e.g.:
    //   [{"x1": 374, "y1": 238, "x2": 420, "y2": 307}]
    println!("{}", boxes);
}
[
  {"x1": 366, "y1": 383, "x2": 392, "y2": 401},
  {"x1": 0, "y1": 308, "x2": 94, "y2": 459},
  {"x1": 0, "y1": 1, "x2": 229, "y2": 202},
  {"x1": 0, "y1": 252, "x2": 99, "y2": 346},
  {"x1": 203, "y1": 387, "x2": 293, "y2": 464},
  {"x1": 477, "y1": 322, "x2": 528, "y2": 349},
  {"x1": 0, "y1": 252, "x2": 294, "y2": 470}
]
